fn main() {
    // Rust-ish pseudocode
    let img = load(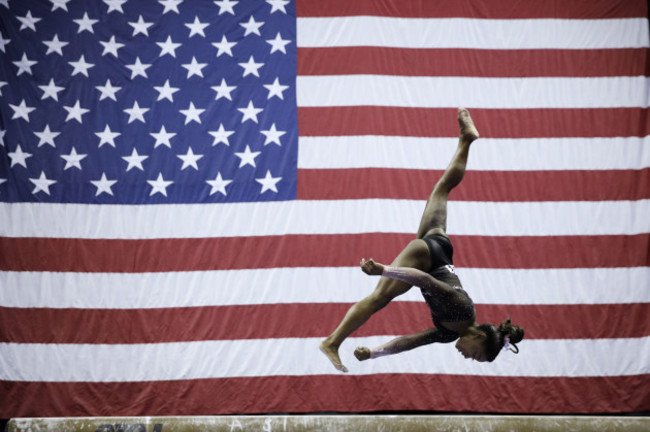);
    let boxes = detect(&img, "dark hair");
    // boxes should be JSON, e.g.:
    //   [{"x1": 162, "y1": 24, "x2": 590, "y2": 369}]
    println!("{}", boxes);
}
[{"x1": 477, "y1": 318, "x2": 524, "y2": 362}]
